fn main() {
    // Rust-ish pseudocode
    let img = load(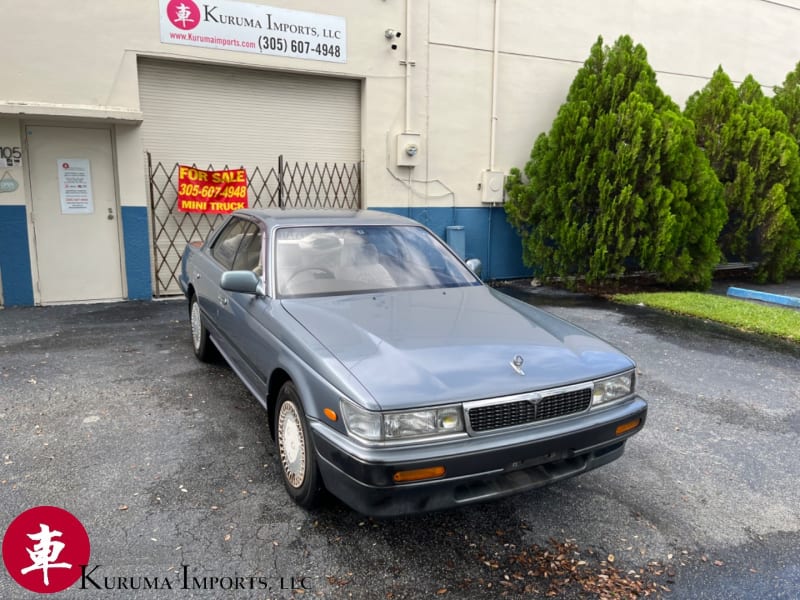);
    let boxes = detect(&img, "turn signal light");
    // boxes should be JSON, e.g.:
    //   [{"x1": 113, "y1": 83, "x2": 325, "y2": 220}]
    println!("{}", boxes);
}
[
  {"x1": 615, "y1": 419, "x2": 641, "y2": 436},
  {"x1": 392, "y1": 466, "x2": 445, "y2": 483},
  {"x1": 323, "y1": 408, "x2": 338, "y2": 422}
]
